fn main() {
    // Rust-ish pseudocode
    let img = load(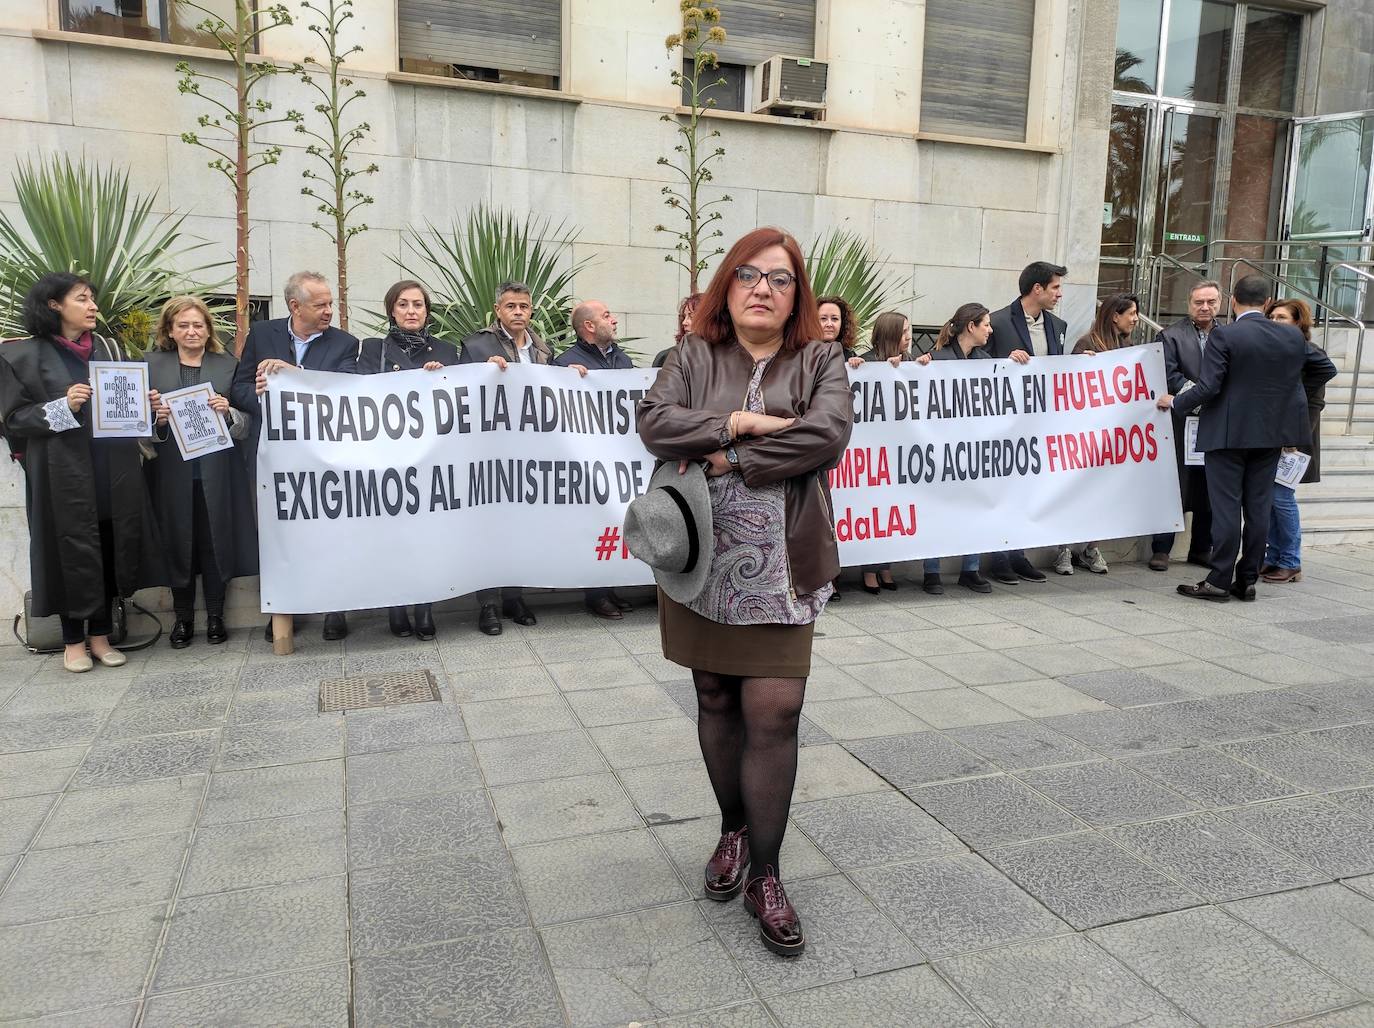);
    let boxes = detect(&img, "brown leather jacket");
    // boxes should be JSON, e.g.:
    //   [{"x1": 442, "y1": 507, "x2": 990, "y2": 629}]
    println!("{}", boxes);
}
[{"x1": 638, "y1": 333, "x2": 854, "y2": 595}]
